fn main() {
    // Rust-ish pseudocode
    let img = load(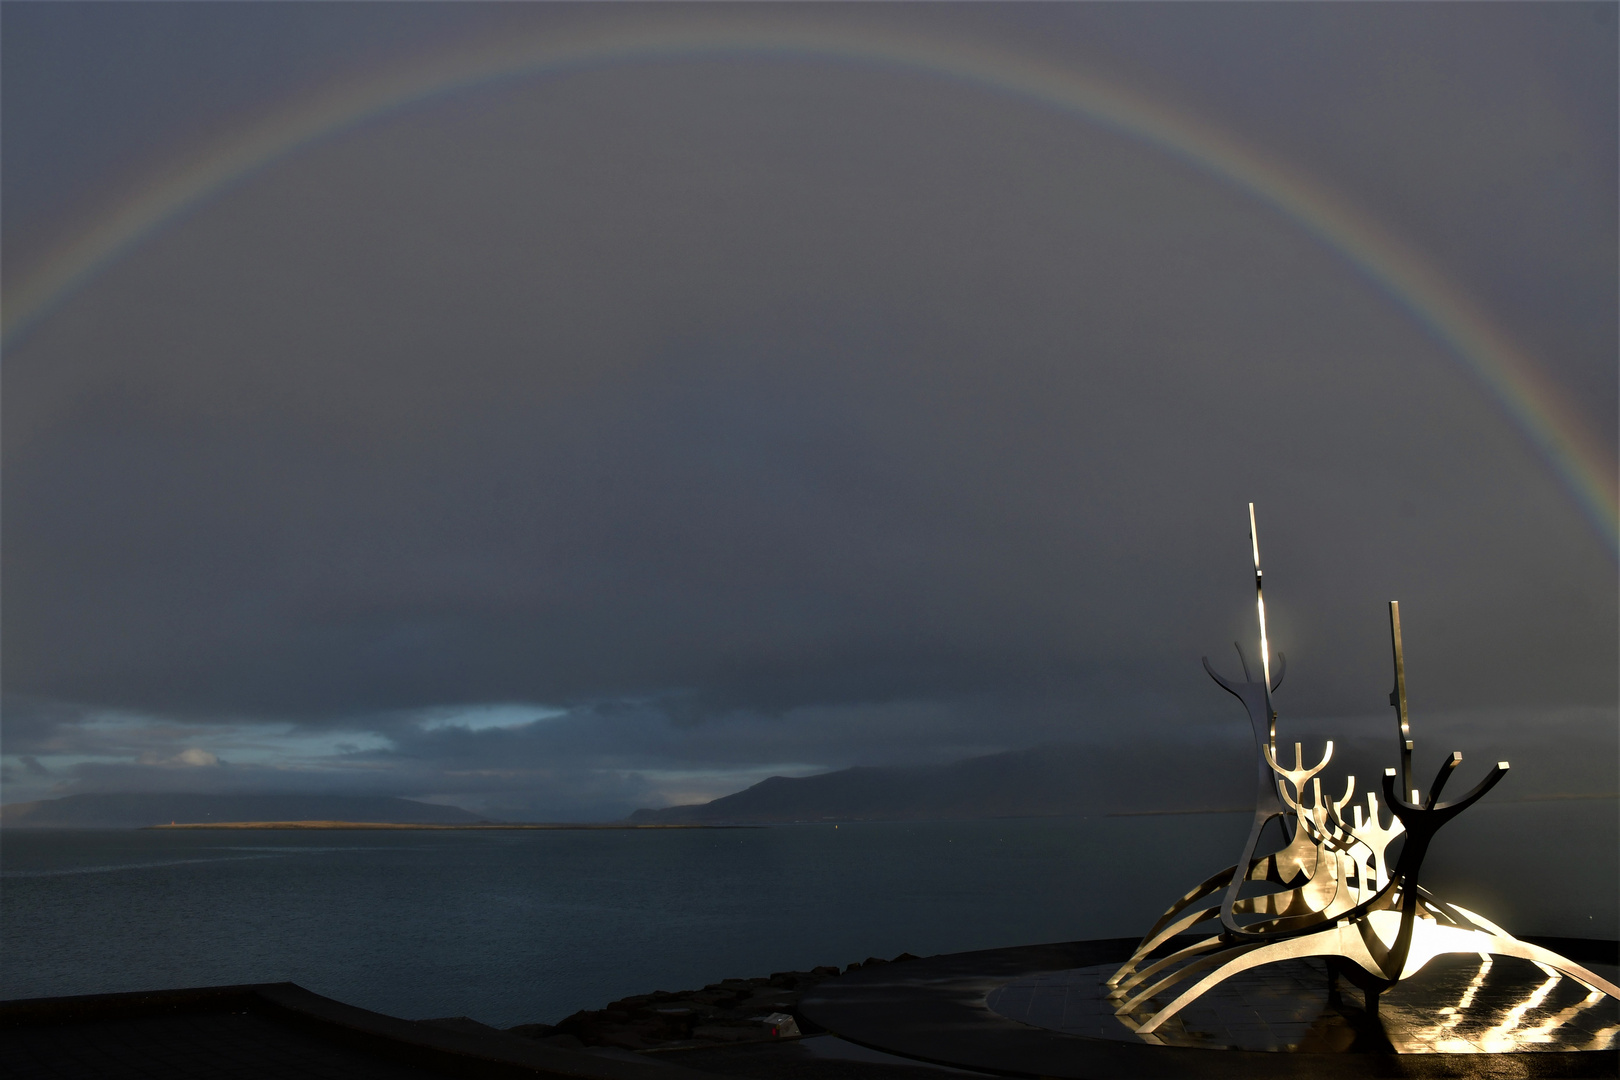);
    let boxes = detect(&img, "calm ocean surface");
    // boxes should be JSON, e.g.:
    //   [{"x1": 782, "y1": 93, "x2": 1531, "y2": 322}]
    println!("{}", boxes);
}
[{"x1": 3, "y1": 804, "x2": 1614, "y2": 1028}]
